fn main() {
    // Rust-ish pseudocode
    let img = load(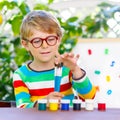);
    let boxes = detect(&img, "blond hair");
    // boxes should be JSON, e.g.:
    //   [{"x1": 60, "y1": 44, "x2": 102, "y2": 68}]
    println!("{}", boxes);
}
[{"x1": 20, "y1": 10, "x2": 62, "y2": 40}]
